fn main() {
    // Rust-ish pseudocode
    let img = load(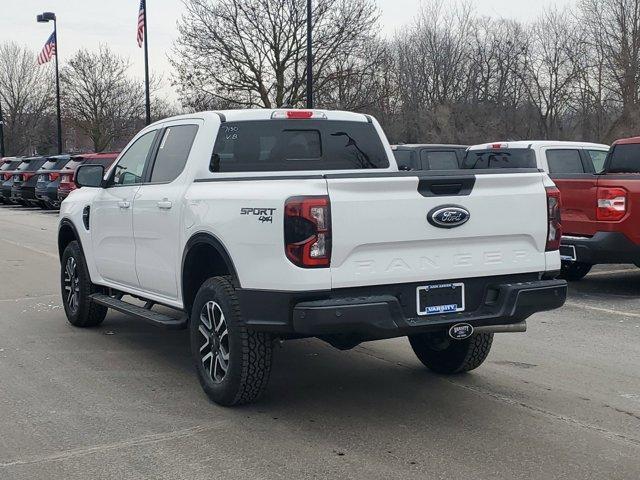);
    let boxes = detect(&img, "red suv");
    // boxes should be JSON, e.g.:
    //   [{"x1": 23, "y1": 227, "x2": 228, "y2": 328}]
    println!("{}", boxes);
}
[
  {"x1": 556, "y1": 136, "x2": 640, "y2": 279},
  {"x1": 58, "y1": 152, "x2": 119, "y2": 202}
]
